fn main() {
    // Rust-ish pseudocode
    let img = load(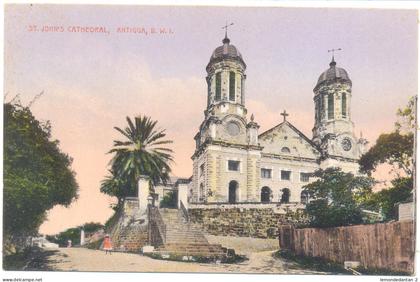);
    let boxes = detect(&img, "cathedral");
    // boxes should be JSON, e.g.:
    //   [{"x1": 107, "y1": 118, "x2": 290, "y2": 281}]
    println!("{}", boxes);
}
[{"x1": 189, "y1": 33, "x2": 368, "y2": 205}]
